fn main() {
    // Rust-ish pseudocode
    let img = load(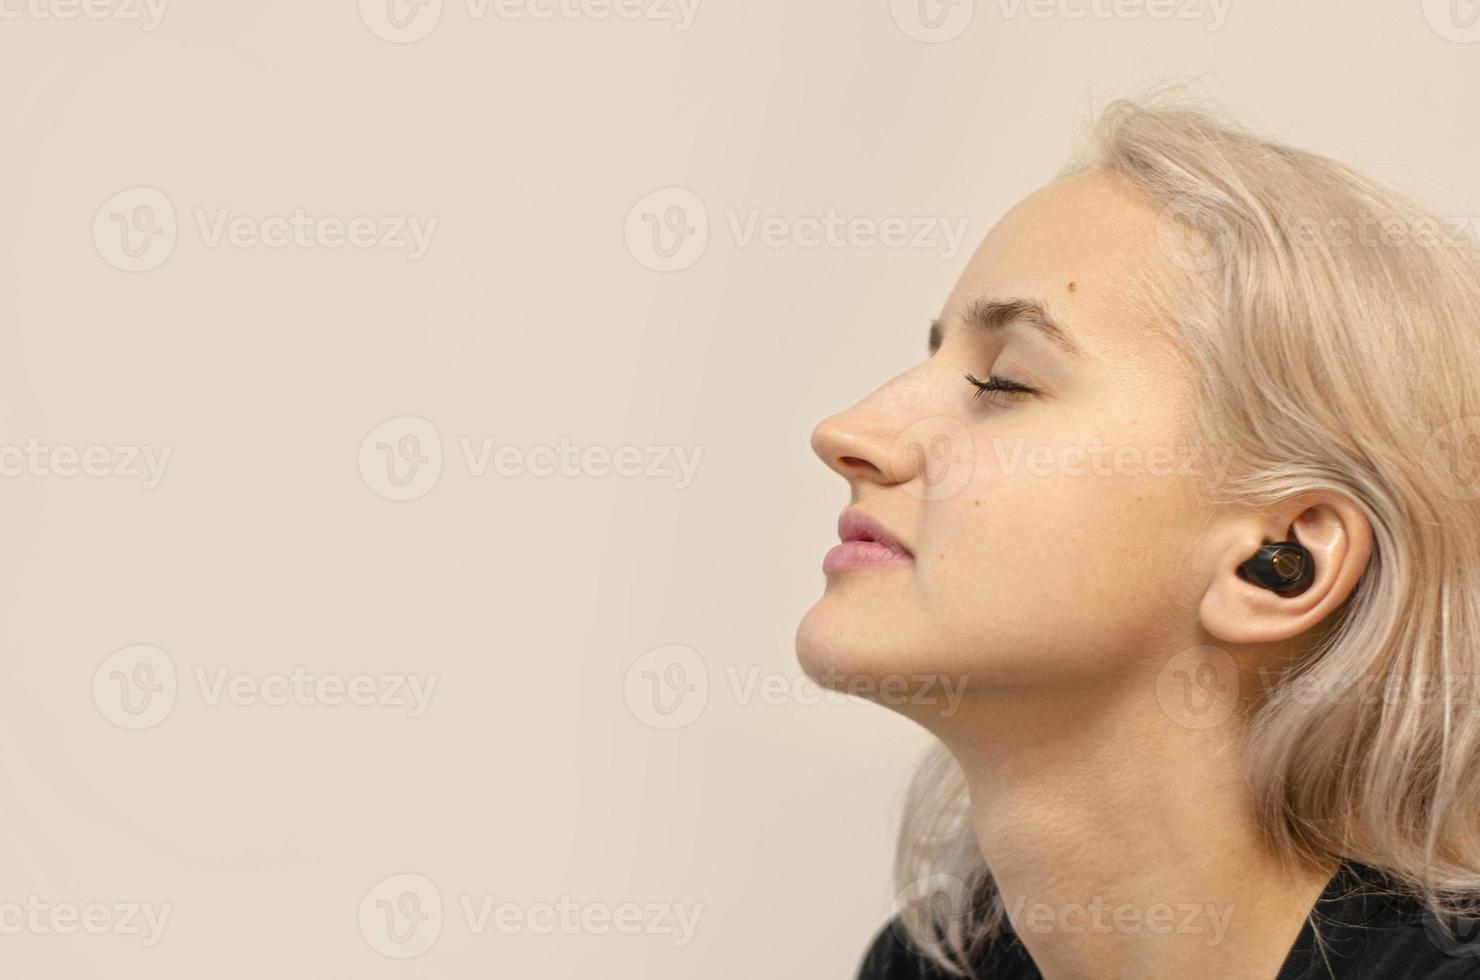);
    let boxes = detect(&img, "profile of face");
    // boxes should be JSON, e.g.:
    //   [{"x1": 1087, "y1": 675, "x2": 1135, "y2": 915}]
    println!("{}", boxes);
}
[{"x1": 796, "y1": 171, "x2": 1246, "y2": 712}]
